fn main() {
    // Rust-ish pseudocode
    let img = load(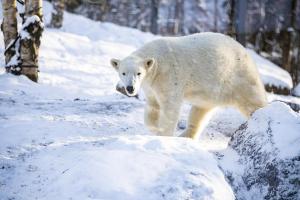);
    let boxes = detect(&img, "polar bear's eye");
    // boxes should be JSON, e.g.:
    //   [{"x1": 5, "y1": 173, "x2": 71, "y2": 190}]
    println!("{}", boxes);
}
[
  {"x1": 122, "y1": 73, "x2": 126, "y2": 76},
  {"x1": 137, "y1": 72, "x2": 141, "y2": 76}
]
